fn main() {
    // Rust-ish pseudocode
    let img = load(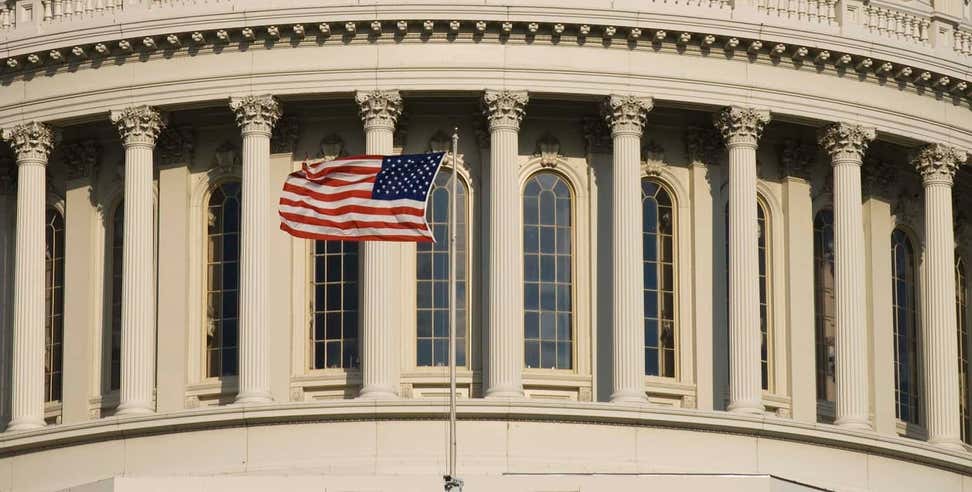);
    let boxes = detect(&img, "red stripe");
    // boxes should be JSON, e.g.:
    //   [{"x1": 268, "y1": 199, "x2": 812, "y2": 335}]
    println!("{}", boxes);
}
[
  {"x1": 283, "y1": 183, "x2": 374, "y2": 202},
  {"x1": 279, "y1": 211, "x2": 430, "y2": 231},
  {"x1": 279, "y1": 197, "x2": 424, "y2": 218},
  {"x1": 304, "y1": 165, "x2": 381, "y2": 180},
  {"x1": 287, "y1": 172, "x2": 376, "y2": 188},
  {"x1": 280, "y1": 222, "x2": 433, "y2": 243}
]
